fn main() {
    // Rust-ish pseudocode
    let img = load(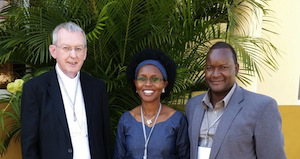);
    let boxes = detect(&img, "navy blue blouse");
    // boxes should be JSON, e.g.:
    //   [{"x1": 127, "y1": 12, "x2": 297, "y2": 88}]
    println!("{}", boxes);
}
[{"x1": 113, "y1": 111, "x2": 189, "y2": 159}]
